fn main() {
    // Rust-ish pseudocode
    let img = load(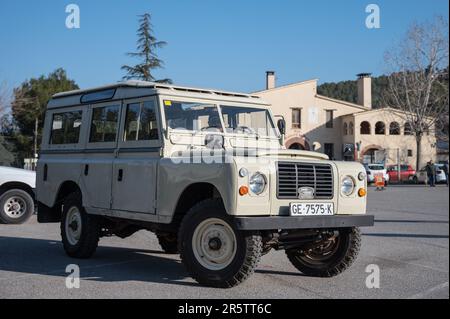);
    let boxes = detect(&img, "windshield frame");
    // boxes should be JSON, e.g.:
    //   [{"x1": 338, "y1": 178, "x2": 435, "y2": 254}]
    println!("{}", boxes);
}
[{"x1": 160, "y1": 96, "x2": 280, "y2": 139}]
